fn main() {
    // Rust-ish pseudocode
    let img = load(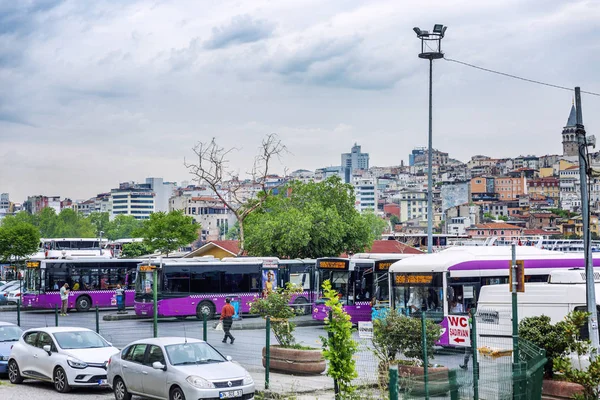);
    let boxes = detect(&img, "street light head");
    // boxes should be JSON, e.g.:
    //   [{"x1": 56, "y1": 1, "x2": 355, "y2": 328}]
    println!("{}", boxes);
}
[
  {"x1": 433, "y1": 24, "x2": 444, "y2": 34},
  {"x1": 441, "y1": 26, "x2": 447, "y2": 37},
  {"x1": 413, "y1": 27, "x2": 422, "y2": 36}
]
